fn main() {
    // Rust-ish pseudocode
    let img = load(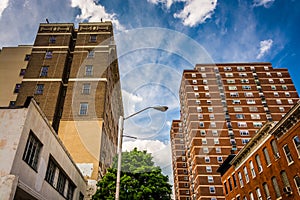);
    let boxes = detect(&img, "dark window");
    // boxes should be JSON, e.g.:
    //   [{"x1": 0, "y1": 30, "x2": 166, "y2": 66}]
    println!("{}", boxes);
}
[
  {"x1": 19, "y1": 69, "x2": 26, "y2": 76},
  {"x1": 24, "y1": 54, "x2": 31, "y2": 61},
  {"x1": 228, "y1": 177, "x2": 233, "y2": 191},
  {"x1": 45, "y1": 51, "x2": 53, "y2": 59},
  {"x1": 79, "y1": 103, "x2": 88, "y2": 115},
  {"x1": 232, "y1": 173, "x2": 237, "y2": 187},
  {"x1": 293, "y1": 136, "x2": 300, "y2": 156},
  {"x1": 57, "y1": 171, "x2": 66, "y2": 195},
  {"x1": 79, "y1": 192, "x2": 84, "y2": 200},
  {"x1": 66, "y1": 182, "x2": 76, "y2": 200},
  {"x1": 35, "y1": 84, "x2": 44, "y2": 94},
  {"x1": 87, "y1": 50, "x2": 94, "y2": 58},
  {"x1": 45, "y1": 158, "x2": 56, "y2": 185},
  {"x1": 14, "y1": 83, "x2": 21, "y2": 93},
  {"x1": 89, "y1": 35, "x2": 97, "y2": 42},
  {"x1": 23, "y1": 131, "x2": 42, "y2": 170},
  {"x1": 49, "y1": 36, "x2": 56, "y2": 44},
  {"x1": 40, "y1": 66, "x2": 49, "y2": 77},
  {"x1": 283, "y1": 144, "x2": 293, "y2": 164},
  {"x1": 9, "y1": 101, "x2": 16, "y2": 107}
]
